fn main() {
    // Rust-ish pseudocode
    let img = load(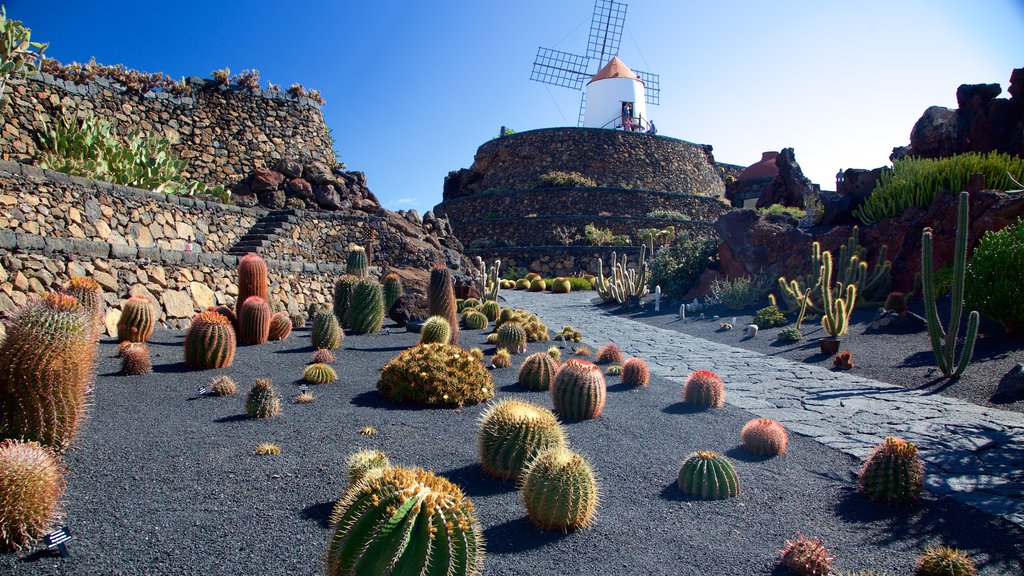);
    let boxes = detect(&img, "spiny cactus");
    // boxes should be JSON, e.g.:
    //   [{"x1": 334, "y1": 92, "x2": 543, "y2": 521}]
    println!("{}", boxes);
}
[
  {"x1": 833, "y1": 350, "x2": 855, "y2": 370},
  {"x1": 289, "y1": 311, "x2": 306, "y2": 328},
  {"x1": 428, "y1": 266, "x2": 460, "y2": 345},
  {"x1": 915, "y1": 545, "x2": 977, "y2": 576},
  {"x1": 333, "y1": 275, "x2": 359, "y2": 329},
  {"x1": 621, "y1": 357, "x2": 649, "y2": 387},
  {"x1": 209, "y1": 375, "x2": 237, "y2": 396},
  {"x1": 859, "y1": 436, "x2": 924, "y2": 504},
  {"x1": 62, "y1": 276, "x2": 103, "y2": 338},
  {"x1": 236, "y1": 253, "x2": 268, "y2": 319},
  {"x1": 491, "y1": 349, "x2": 512, "y2": 368},
  {"x1": 518, "y1": 352, "x2": 560, "y2": 391},
  {"x1": 303, "y1": 363, "x2": 338, "y2": 385},
  {"x1": 606, "y1": 365, "x2": 622, "y2": 376},
  {"x1": 519, "y1": 447, "x2": 599, "y2": 531},
  {"x1": 117, "y1": 295, "x2": 155, "y2": 342},
  {"x1": 480, "y1": 300, "x2": 500, "y2": 322},
  {"x1": 183, "y1": 311, "x2": 236, "y2": 370},
  {"x1": 462, "y1": 298, "x2": 481, "y2": 310},
  {"x1": 514, "y1": 278, "x2": 530, "y2": 290},
  {"x1": 345, "y1": 449, "x2": 390, "y2": 486},
  {"x1": 496, "y1": 322, "x2": 528, "y2": 355},
  {"x1": 554, "y1": 325, "x2": 583, "y2": 342},
  {"x1": 595, "y1": 343, "x2": 624, "y2": 364},
  {"x1": 0, "y1": 439, "x2": 66, "y2": 551},
  {"x1": 595, "y1": 248, "x2": 650, "y2": 304},
  {"x1": 683, "y1": 369, "x2": 725, "y2": 408},
  {"x1": 267, "y1": 311, "x2": 292, "y2": 340},
  {"x1": 479, "y1": 399, "x2": 566, "y2": 481},
  {"x1": 780, "y1": 533, "x2": 834, "y2": 576},
  {"x1": 254, "y1": 443, "x2": 281, "y2": 456},
  {"x1": 547, "y1": 346, "x2": 562, "y2": 361},
  {"x1": 382, "y1": 273, "x2": 403, "y2": 311},
  {"x1": 312, "y1": 311, "x2": 343, "y2": 350},
  {"x1": 345, "y1": 245, "x2": 368, "y2": 278},
  {"x1": 0, "y1": 292, "x2": 96, "y2": 450},
  {"x1": 475, "y1": 257, "x2": 501, "y2": 302},
  {"x1": 311, "y1": 348, "x2": 336, "y2": 364},
  {"x1": 419, "y1": 316, "x2": 453, "y2": 345},
  {"x1": 377, "y1": 343, "x2": 494, "y2": 407},
  {"x1": 551, "y1": 359, "x2": 606, "y2": 420},
  {"x1": 677, "y1": 451, "x2": 739, "y2": 500},
  {"x1": 246, "y1": 379, "x2": 281, "y2": 419},
  {"x1": 214, "y1": 304, "x2": 237, "y2": 326},
  {"x1": 121, "y1": 342, "x2": 151, "y2": 375},
  {"x1": 345, "y1": 279, "x2": 385, "y2": 334},
  {"x1": 468, "y1": 347, "x2": 484, "y2": 362},
  {"x1": 528, "y1": 278, "x2": 546, "y2": 292},
  {"x1": 821, "y1": 251, "x2": 857, "y2": 338},
  {"x1": 550, "y1": 277, "x2": 572, "y2": 293},
  {"x1": 237, "y1": 296, "x2": 271, "y2": 345},
  {"x1": 326, "y1": 467, "x2": 485, "y2": 576},
  {"x1": 462, "y1": 309, "x2": 489, "y2": 330},
  {"x1": 740, "y1": 418, "x2": 788, "y2": 456}
]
